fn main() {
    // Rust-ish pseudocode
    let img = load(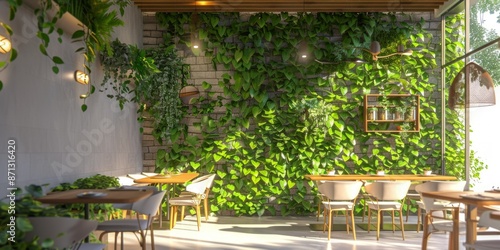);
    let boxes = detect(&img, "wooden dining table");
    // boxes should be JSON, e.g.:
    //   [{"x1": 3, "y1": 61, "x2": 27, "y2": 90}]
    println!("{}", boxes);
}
[
  {"x1": 305, "y1": 174, "x2": 457, "y2": 181},
  {"x1": 36, "y1": 188, "x2": 154, "y2": 242},
  {"x1": 134, "y1": 172, "x2": 199, "y2": 227},
  {"x1": 420, "y1": 191, "x2": 500, "y2": 250}
]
